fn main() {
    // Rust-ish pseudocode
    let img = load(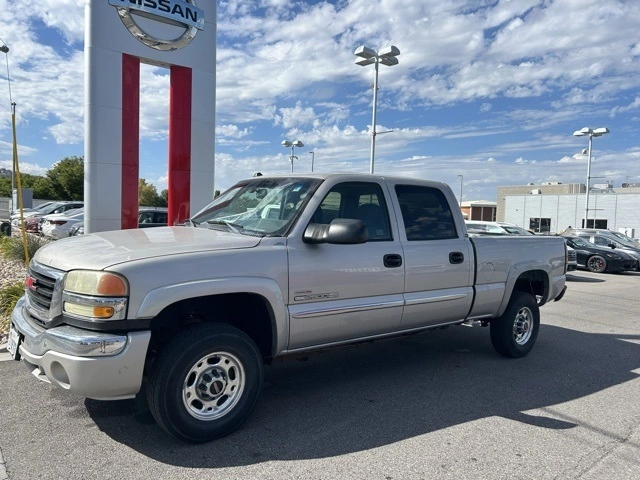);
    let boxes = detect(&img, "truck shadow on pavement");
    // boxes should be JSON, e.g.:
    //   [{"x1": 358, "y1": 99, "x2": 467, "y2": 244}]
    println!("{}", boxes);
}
[{"x1": 85, "y1": 325, "x2": 640, "y2": 467}]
